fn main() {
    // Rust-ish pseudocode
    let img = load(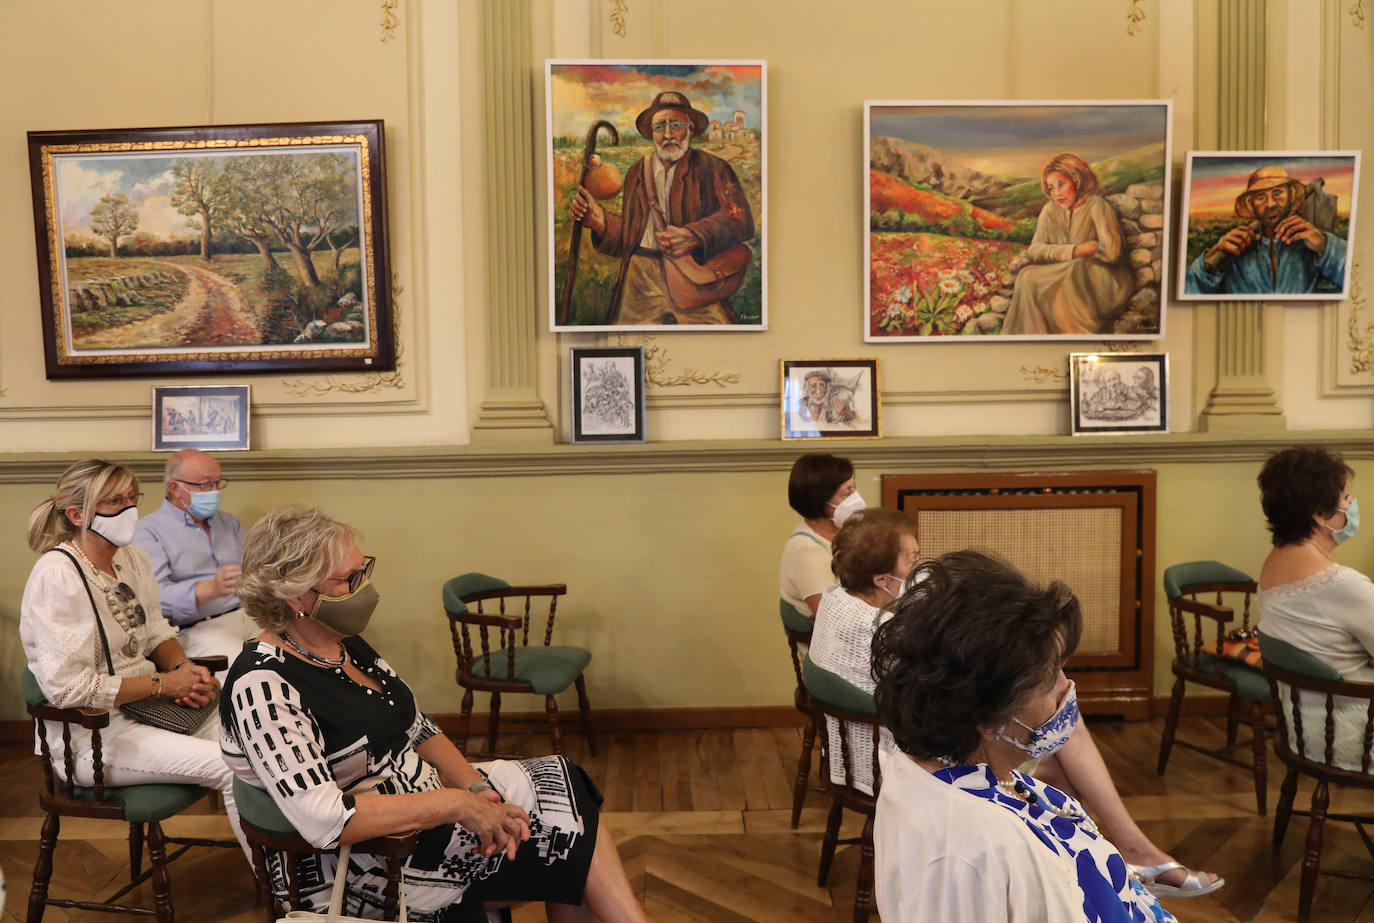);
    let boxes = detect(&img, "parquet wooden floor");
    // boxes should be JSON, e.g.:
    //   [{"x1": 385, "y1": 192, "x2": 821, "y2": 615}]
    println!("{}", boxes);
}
[{"x1": 3, "y1": 716, "x2": 1374, "y2": 921}]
